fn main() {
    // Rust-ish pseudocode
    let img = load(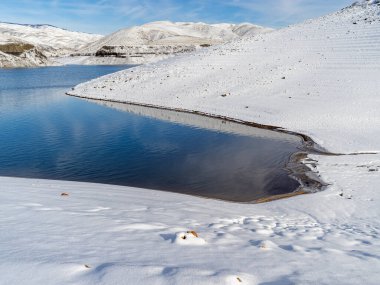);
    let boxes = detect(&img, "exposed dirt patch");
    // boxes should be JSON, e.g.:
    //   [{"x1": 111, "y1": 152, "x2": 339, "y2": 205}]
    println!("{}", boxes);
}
[{"x1": 0, "y1": 43, "x2": 35, "y2": 56}]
